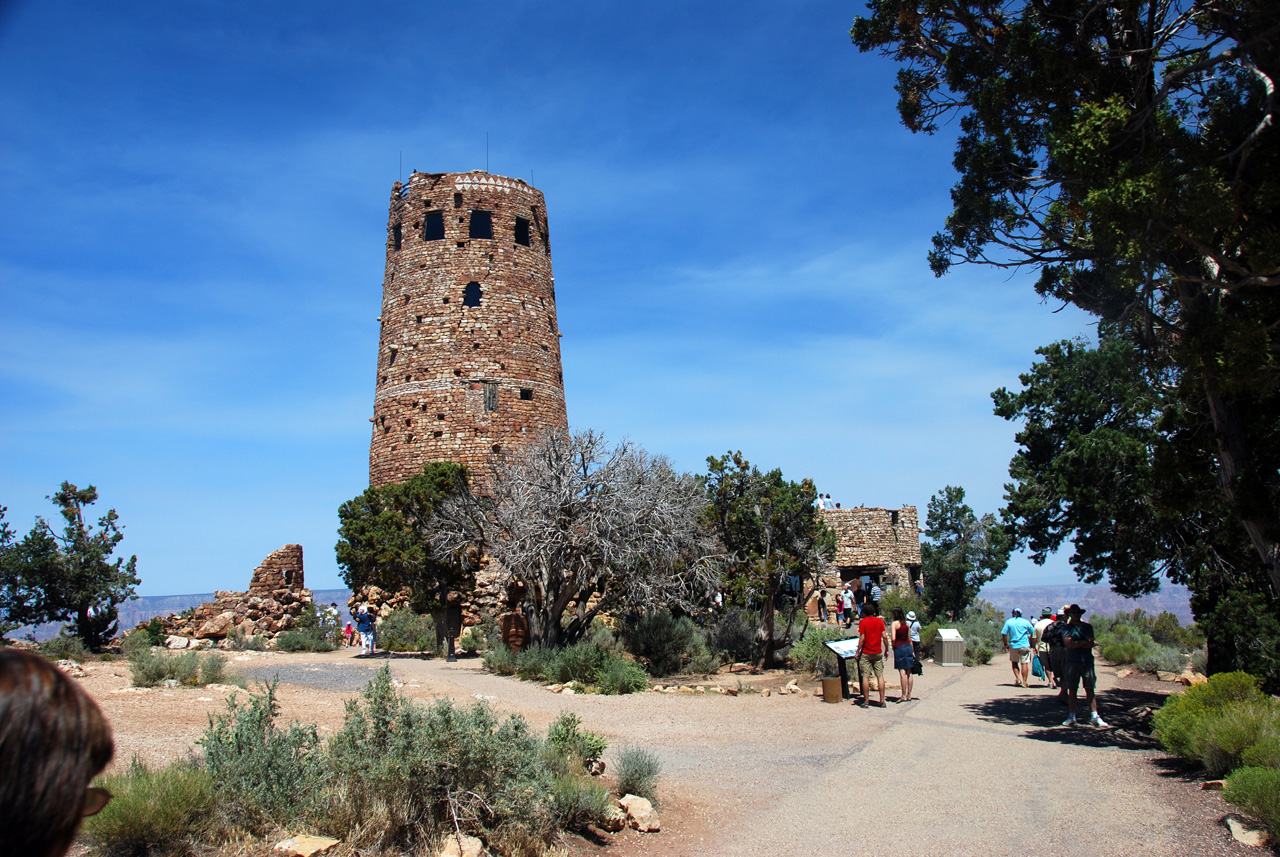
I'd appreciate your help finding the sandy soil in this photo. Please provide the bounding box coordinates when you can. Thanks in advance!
[73,649,1265,857]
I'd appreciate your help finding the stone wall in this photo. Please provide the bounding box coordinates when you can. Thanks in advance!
[158,545,313,645]
[370,170,569,491]
[820,506,922,587]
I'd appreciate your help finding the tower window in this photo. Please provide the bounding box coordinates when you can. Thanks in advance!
[453,192,463,208]
[463,282,483,307]
[484,382,498,412]
[423,211,444,240]
[469,210,493,240]
[520,388,533,400]
[514,216,531,246]
[392,223,402,250]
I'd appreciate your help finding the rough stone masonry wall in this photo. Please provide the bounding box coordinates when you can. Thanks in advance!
[369,170,569,491]
[158,544,314,645]
[820,506,922,587]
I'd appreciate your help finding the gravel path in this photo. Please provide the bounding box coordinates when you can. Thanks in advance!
[80,649,1261,857]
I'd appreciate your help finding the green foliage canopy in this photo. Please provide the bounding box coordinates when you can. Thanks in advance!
[920,485,1012,619]
[703,452,835,667]
[0,484,139,649]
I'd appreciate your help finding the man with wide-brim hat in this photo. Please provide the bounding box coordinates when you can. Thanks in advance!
[1061,604,1108,727]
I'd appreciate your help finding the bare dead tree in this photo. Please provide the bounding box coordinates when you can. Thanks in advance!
[430,429,721,648]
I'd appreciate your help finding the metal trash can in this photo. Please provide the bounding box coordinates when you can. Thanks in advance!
[935,628,964,666]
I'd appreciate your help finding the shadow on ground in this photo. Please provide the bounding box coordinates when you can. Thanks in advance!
[962,686,1165,750]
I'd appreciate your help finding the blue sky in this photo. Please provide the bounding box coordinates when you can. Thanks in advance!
[0,1,1097,597]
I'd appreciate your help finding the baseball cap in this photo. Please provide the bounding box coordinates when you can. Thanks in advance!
[1041,607,1053,618]
[1011,608,1022,616]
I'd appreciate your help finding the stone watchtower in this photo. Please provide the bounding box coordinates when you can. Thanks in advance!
[370,171,568,489]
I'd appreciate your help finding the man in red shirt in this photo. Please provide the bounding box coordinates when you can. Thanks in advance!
[857,602,893,708]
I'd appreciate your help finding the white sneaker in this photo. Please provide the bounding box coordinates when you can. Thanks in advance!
[1091,714,1109,728]
[1062,715,1077,726]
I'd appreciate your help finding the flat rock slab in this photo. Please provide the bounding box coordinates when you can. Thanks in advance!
[273,835,340,857]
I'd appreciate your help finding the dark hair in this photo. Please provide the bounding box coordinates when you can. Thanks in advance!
[0,649,115,857]
[892,606,906,623]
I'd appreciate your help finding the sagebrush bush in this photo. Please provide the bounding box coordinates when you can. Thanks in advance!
[705,607,757,663]
[377,607,436,652]
[1242,735,1280,769]
[621,610,698,677]
[39,634,89,662]
[1224,766,1280,838]
[129,649,229,688]
[82,757,214,854]
[956,601,1003,665]
[483,644,517,675]
[553,640,611,684]
[1153,670,1266,760]
[327,666,559,850]
[789,625,848,673]
[547,711,607,765]
[1135,644,1188,675]
[225,626,267,651]
[459,624,486,653]
[120,630,153,659]
[1197,699,1280,777]
[1101,640,1150,665]
[275,607,337,653]
[551,774,615,831]
[515,644,558,681]
[199,680,326,832]
[614,746,661,800]
[596,658,649,695]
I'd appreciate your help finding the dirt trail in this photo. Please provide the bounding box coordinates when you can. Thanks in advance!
[78,650,1255,857]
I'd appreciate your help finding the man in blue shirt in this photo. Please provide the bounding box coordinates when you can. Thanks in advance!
[1001,608,1036,688]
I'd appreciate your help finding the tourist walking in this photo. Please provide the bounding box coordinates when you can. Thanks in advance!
[870,580,883,603]
[1043,607,1070,697]
[1033,607,1055,687]
[355,605,377,654]
[853,580,867,616]
[1001,608,1036,688]
[890,607,915,701]
[856,602,892,708]
[841,585,855,629]
[1061,604,1109,727]
[907,609,923,664]
[816,589,828,623]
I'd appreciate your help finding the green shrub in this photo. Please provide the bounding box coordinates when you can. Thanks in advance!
[1135,644,1188,675]
[141,617,167,645]
[547,711,607,765]
[1191,646,1209,675]
[1153,670,1266,760]
[225,626,267,651]
[171,651,201,686]
[120,630,153,659]
[377,607,436,653]
[878,588,928,625]
[200,652,228,685]
[274,607,337,653]
[327,666,558,850]
[964,640,994,666]
[1100,640,1150,665]
[1241,735,1280,770]
[919,621,941,658]
[621,610,699,677]
[551,774,614,831]
[595,658,649,695]
[683,649,722,676]
[788,625,848,673]
[956,601,1002,665]
[705,607,757,663]
[129,649,229,688]
[515,644,558,681]
[39,634,89,662]
[1198,699,1280,777]
[82,757,214,854]
[199,680,326,833]
[459,624,485,654]
[614,746,661,800]
[1224,766,1280,838]
[483,645,517,675]
[553,640,611,685]
[1150,611,1203,649]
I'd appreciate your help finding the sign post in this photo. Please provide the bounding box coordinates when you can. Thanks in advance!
[823,638,861,699]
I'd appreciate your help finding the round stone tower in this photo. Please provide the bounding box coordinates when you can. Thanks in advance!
[369,170,567,489]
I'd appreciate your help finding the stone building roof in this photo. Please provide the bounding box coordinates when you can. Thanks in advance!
[820,506,921,569]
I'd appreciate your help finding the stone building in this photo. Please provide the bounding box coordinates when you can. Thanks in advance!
[369,170,568,489]
[818,506,922,590]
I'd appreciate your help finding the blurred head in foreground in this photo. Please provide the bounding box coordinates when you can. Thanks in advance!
[0,648,115,857]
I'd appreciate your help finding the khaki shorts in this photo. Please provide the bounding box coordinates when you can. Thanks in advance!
[1009,647,1032,665]
[858,651,885,679]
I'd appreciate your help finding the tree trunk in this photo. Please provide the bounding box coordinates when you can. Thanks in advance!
[757,588,777,669]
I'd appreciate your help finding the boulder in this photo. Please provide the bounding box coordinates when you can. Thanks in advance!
[762,688,771,697]
[1156,670,1181,682]
[1181,671,1208,686]
[1200,780,1226,791]
[619,795,661,832]
[1223,815,1270,847]
[273,835,341,857]
[598,806,626,832]
[196,612,236,639]
[437,833,488,857]
[165,635,190,649]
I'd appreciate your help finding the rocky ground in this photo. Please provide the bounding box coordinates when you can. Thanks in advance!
[74,649,1269,856]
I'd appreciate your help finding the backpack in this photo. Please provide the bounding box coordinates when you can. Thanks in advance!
[1041,620,1066,648]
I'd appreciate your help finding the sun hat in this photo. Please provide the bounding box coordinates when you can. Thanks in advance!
[1066,603,1086,615]
[1041,607,1053,618]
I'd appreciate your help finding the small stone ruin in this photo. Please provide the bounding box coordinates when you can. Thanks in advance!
[160,544,313,647]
